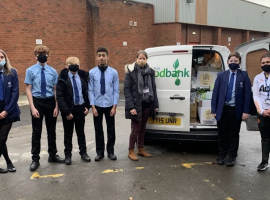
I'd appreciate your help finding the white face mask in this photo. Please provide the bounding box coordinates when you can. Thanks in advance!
[0,60,6,68]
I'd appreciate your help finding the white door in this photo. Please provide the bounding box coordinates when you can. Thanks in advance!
[145,46,193,132]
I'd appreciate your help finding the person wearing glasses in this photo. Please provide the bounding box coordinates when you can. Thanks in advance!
[253,53,270,171]
[0,49,20,173]
[25,45,65,171]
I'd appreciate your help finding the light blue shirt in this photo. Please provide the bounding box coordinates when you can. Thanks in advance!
[24,62,58,98]
[225,70,237,106]
[68,72,84,105]
[89,66,119,107]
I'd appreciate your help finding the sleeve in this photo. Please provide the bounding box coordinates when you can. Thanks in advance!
[243,72,251,114]
[56,79,70,116]
[211,72,221,114]
[54,70,58,85]
[88,70,95,106]
[24,68,33,85]
[113,70,119,105]
[124,72,135,110]
[83,73,90,109]
[152,73,159,109]
[4,69,19,113]
[253,75,263,115]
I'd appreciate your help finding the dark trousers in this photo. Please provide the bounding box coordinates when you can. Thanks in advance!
[257,113,270,161]
[217,106,242,158]
[62,105,87,157]
[93,106,115,155]
[129,108,150,150]
[31,97,57,161]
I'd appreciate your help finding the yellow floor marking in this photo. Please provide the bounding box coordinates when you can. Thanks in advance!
[41,151,47,153]
[204,180,210,182]
[226,198,233,200]
[30,172,64,179]
[136,167,144,169]
[102,169,123,174]
[182,162,213,169]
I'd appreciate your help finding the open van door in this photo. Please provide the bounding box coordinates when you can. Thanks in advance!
[235,36,270,131]
[145,46,193,132]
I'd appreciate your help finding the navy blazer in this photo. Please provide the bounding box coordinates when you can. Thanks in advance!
[2,68,20,119]
[211,69,251,121]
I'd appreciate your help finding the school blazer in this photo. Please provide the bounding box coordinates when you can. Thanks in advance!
[3,68,20,118]
[211,70,251,121]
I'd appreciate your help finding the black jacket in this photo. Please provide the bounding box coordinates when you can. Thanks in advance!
[56,68,90,116]
[124,63,159,121]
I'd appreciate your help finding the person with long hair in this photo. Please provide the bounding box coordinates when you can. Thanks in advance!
[0,49,20,173]
[124,50,159,161]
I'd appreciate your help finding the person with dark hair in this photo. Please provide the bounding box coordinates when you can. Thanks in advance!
[0,49,20,173]
[57,57,91,165]
[25,45,65,171]
[124,50,159,161]
[211,52,251,167]
[253,53,270,171]
[89,47,119,161]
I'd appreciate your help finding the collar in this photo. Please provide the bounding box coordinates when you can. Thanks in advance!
[68,71,79,78]
[229,69,237,76]
[0,68,4,73]
[37,62,47,69]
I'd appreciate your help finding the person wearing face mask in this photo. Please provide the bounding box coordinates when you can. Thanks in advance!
[212,52,251,167]
[89,47,119,161]
[124,50,159,161]
[56,57,91,165]
[253,53,270,171]
[0,50,20,173]
[25,45,65,171]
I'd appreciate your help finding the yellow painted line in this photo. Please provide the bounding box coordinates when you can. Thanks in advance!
[204,180,210,182]
[41,151,47,153]
[136,167,144,169]
[182,162,213,169]
[102,169,123,174]
[30,172,64,179]
[226,198,233,200]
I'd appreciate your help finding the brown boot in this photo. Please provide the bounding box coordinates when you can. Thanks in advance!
[128,150,138,161]
[137,148,152,158]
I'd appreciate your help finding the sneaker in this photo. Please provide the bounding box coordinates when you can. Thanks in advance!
[226,157,236,167]
[216,156,226,165]
[257,160,269,171]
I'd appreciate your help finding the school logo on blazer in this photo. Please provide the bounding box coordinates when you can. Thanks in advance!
[7,82,12,87]
[239,82,243,88]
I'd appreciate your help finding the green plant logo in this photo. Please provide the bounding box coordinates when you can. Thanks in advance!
[173,59,180,86]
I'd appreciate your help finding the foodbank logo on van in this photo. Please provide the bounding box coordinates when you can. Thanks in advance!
[155,59,190,86]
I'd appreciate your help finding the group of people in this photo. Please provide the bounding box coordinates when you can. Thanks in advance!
[212,51,270,171]
[0,46,158,173]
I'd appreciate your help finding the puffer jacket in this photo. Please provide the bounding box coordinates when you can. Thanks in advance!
[124,62,159,121]
[56,68,90,116]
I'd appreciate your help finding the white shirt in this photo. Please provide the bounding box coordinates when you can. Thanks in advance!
[253,72,270,115]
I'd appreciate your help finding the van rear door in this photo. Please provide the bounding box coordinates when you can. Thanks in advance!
[145,46,193,132]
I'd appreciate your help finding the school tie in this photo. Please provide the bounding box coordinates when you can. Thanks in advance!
[72,76,80,104]
[41,67,46,96]
[226,72,235,102]
[100,71,105,95]
[0,72,4,100]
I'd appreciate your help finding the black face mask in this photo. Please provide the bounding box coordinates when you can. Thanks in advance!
[262,65,270,73]
[37,55,48,63]
[68,65,79,72]
[228,63,239,71]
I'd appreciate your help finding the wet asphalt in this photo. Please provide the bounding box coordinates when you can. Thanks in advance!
[1,103,270,200]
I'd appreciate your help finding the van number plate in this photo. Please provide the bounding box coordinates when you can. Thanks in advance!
[148,117,181,126]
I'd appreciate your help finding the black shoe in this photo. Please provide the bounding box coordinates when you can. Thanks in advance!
[216,156,226,165]
[257,160,269,171]
[81,153,91,162]
[30,161,40,171]
[108,154,117,160]
[226,157,236,167]
[7,163,16,172]
[94,154,104,161]
[65,156,72,165]
[48,155,65,163]
[0,168,8,173]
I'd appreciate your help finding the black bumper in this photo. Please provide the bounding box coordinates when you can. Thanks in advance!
[145,129,218,142]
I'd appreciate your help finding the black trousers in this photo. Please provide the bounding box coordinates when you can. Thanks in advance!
[0,122,12,158]
[62,105,87,157]
[31,97,57,161]
[217,106,242,158]
[94,106,115,155]
[257,113,270,161]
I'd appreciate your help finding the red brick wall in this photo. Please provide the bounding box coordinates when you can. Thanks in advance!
[201,26,213,45]
[250,31,267,41]
[221,28,243,52]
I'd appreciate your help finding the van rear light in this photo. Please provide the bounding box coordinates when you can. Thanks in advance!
[173,50,188,53]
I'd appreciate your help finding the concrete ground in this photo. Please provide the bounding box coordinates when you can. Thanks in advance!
[1,96,270,200]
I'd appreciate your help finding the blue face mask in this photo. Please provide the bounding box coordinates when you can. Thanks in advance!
[228,63,239,70]
[0,60,6,68]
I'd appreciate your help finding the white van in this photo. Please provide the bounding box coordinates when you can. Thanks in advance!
[144,37,270,142]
